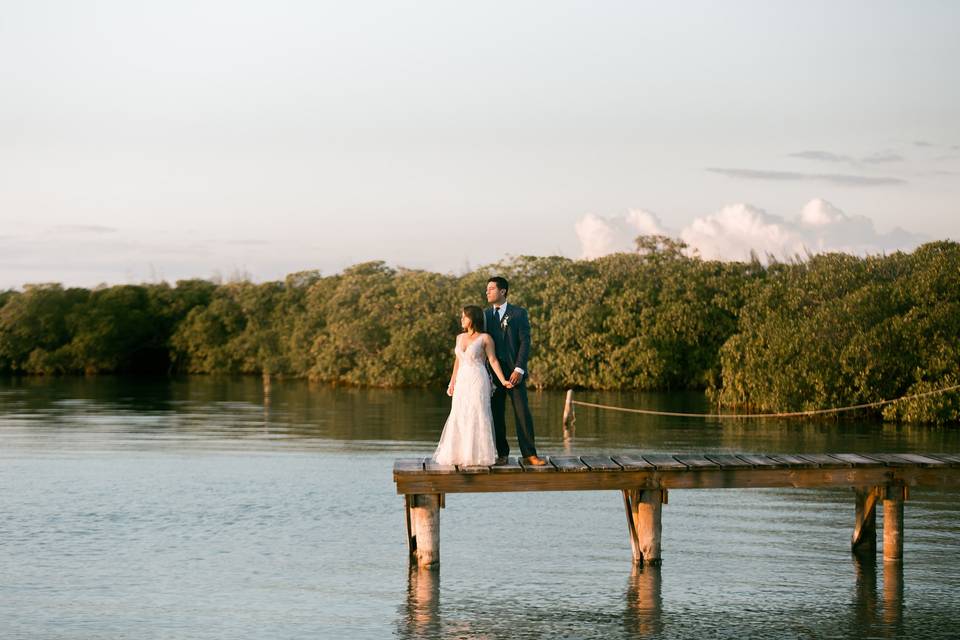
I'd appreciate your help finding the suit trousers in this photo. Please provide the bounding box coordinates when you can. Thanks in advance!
[491,381,537,458]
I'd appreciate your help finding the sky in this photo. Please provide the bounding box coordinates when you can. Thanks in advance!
[1,0,958,288]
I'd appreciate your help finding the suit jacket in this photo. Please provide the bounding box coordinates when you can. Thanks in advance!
[484,304,531,376]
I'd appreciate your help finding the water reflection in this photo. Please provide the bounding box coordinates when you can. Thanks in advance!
[852,552,878,631]
[562,423,575,453]
[4,376,960,455]
[624,564,662,637]
[850,552,905,638]
[397,567,440,639]
[883,560,904,635]
[3,376,957,639]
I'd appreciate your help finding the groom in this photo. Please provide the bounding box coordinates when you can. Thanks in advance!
[484,277,546,466]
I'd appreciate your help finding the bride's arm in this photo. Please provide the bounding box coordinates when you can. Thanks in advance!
[447,335,461,396]
[483,335,512,387]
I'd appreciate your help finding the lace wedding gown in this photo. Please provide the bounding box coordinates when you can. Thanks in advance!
[433,335,497,466]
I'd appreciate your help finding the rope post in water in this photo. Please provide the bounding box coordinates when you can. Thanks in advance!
[562,389,575,428]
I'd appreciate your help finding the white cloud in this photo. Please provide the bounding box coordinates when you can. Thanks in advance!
[798,198,845,226]
[576,199,927,262]
[574,209,667,259]
[680,203,807,261]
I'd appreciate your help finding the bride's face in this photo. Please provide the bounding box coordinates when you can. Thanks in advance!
[460,312,471,331]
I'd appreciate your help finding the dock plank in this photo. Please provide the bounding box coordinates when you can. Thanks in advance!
[796,454,849,467]
[927,454,960,467]
[830,453,885,467]
[641,455,687,470]
[737,454,785,468]
[675,455,719,469]
[393,458,426,474]
[867,453,927,467]
[457,464,491,474]
[580,456,623,471]
[551,456,589,472]
[424,460,458,474]
[491,456,523,473]
[889,453,949,467]
[611,455,655,470]
[768,454,820,468]
[519,457,557,472]
[705,454,755,469]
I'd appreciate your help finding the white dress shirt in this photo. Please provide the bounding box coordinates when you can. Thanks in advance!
[492,302,525,376]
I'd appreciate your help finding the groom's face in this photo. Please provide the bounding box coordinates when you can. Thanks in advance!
[485,282,506,305]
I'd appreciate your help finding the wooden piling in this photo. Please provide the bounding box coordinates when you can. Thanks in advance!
[623,488,664,565]
[852,486,880,552]
[622,490,641,561]
[409,494,441,569]
[883,484,906,562]
[562,389,575,427]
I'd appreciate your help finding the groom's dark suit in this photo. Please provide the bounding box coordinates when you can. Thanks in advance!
[484,303,538,459]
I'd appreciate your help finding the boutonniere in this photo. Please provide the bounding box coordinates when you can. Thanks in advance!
[501,315,509,328]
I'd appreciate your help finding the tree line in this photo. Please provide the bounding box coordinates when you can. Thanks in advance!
[1,237,957,423]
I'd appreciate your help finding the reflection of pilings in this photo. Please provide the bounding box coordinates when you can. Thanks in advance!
[851,551,905,638]
[852,552,878,632]
[882,559,904,632]
[562,425,574,453]
[262,371,272,404]
[400,566,440,639]
[624,564,663,637]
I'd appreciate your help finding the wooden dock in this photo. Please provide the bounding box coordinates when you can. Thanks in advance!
[393,452,960,568]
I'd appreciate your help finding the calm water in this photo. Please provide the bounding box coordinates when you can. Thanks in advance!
[1,376,958,639]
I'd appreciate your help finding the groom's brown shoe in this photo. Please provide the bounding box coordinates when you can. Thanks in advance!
[522,455,547,466]
[494,456,508,465]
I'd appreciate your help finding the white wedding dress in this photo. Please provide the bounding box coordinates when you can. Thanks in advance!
[432,335,497,466]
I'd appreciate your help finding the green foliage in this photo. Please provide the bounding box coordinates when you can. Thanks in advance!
[2,239,959,423]
[0,282,211,374]
[709,242,960,423]
[0,284,89,373]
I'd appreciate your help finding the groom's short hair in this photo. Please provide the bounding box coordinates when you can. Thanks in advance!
[488,276,509,295]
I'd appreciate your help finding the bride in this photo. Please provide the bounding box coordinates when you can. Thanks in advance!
[433,305,513,466]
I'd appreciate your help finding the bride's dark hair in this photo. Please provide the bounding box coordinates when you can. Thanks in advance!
[462,305,485,333]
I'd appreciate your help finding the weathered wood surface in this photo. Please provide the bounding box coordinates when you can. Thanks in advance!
[408,493,441,569]
[622,488,665,565]
[394,453,960,494]
[852,486,881,552]
[490,456,523,473]
[551,456,589,472]
[883,486,906,562]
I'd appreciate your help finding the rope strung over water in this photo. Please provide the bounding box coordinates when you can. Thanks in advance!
[568,383,960,420]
